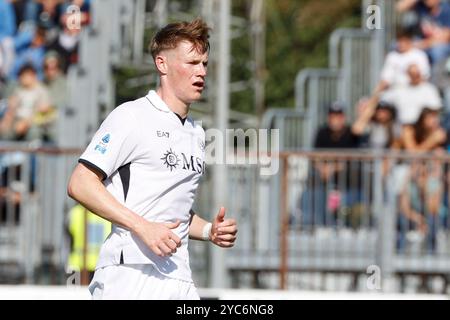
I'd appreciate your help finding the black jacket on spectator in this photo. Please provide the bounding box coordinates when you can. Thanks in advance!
[314,126,360,149]
[46,39,78,73]
[312,125,363,193]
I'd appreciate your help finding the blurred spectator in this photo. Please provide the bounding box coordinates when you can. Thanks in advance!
[390,107,446,243]
[0,0,17,41]
[397,0,450,64]
[60,0,90,26]
[395,107,447,151]
[381,64,441,125]
[24,0,64,38]
[9,26,47,80]
[299,103,363,227]
[312,102,356,200]
[47,19,81,72]
[43,51,66,106]
[314,102,360,149]
[398,159,446,253]
[0,63,53,141]
[43,51,66,142]
[0,37,16,79]
[352,96,399,149]
[44,0,91,72]
[374,29,430,94]
[11,0,28,30]
[0,155,23,225]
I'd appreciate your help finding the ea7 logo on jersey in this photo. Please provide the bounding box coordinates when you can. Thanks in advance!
[161,149,205,174]
[157,131,170,138]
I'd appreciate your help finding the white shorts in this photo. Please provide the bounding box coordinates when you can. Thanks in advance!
[88,264,200,300]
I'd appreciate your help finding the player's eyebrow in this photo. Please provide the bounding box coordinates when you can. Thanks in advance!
[190,59,208,64]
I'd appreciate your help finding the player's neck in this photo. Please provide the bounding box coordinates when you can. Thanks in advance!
[156,87,189,119]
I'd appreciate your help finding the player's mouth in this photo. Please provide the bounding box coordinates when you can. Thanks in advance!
[193,81,204,91]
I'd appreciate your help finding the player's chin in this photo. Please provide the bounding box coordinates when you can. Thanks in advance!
[192,89,204,98]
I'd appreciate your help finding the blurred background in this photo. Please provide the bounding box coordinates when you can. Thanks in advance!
[0,0,450,299]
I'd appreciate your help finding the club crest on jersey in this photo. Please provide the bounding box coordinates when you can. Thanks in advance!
[94,133,110,154]
[161,148,180,171]
[102,133,111,144]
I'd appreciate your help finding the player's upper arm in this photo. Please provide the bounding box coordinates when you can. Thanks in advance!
[67,162,105,200]
[77,161,106,181]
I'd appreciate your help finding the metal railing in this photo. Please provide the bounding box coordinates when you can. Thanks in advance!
[0,144,79,284]
[294,69,342,147]
[293,34,375,149]
[223,150,450,294]
[330,28,377,114]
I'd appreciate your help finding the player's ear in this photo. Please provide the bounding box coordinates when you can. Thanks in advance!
[155,54,168,75]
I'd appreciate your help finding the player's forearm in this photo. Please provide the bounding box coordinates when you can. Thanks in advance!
[67,163,146,233]
[188,210,210,241]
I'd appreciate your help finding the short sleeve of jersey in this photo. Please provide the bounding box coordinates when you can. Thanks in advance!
[79,105,139,180]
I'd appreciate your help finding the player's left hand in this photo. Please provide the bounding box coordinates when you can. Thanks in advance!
[210,207,237,248]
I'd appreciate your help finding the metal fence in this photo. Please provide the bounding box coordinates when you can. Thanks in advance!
[224,150,450,294]
[0,145,79,284]
[294,69,342,148]
[330,28,377,114]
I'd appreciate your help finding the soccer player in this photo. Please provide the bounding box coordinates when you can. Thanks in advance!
[67,19,238,299]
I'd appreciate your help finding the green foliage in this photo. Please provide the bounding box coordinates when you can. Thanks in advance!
[114,0,361,116]
[265,0,361,109]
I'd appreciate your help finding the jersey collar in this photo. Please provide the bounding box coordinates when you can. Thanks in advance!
[146,90,171,113]
[146,90,194,127]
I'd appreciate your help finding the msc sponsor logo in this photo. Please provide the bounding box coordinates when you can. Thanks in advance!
[161,149,205,174]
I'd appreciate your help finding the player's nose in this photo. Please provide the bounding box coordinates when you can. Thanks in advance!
[198,64,207,77]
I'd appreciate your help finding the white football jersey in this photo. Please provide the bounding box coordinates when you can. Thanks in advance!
[79,90,206,282]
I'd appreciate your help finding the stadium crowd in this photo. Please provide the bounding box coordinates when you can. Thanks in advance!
[0,0,90,144]
[301,0,450,255]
